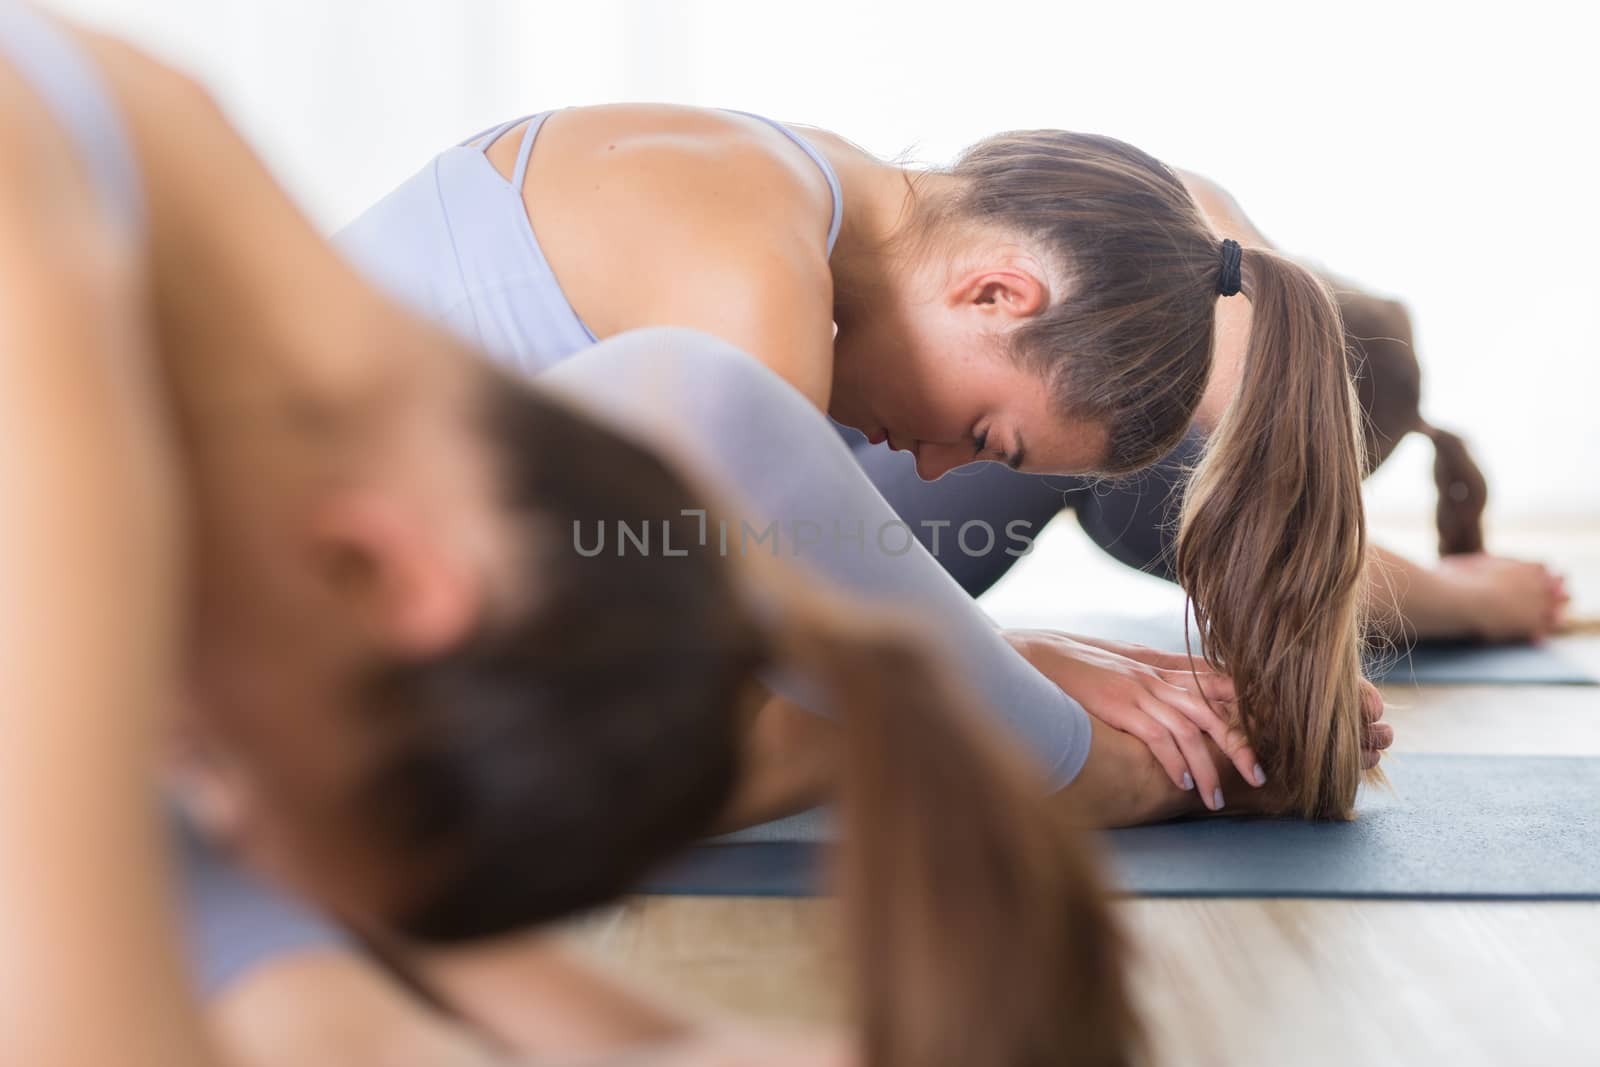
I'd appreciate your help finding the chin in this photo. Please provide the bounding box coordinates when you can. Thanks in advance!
[824,398,860,430]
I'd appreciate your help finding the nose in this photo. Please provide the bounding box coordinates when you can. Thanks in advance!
[914,442,972,482]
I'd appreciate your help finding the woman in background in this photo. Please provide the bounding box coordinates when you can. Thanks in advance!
[852,165,1567,644]
[339,103,1386,820]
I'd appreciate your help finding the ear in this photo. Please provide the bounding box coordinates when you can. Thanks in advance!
[168,728,253,844]
[948,260,1050,320]
[307,492,481,657]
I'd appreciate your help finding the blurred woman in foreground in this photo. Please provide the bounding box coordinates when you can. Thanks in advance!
[0,7,1136,1067]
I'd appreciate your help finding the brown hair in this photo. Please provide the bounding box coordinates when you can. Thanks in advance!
[1420,421,1487,556]
[1332,286,1487,556]
[772,572,1140,1067]
[935,130,1373,817]
[356,372,1138,1065]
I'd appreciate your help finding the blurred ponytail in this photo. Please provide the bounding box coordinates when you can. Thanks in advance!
[1332,286,1487,558]
[759,564,1140,1067]
[1176,248,1371,820]
[1420,421,1487,556]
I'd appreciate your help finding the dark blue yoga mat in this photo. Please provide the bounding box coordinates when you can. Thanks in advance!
[644,754,1600,900]
[1036,611,1597,686]
[1371,638,1596,686]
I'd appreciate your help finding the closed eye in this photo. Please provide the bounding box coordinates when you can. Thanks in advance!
[973,428,1022,470]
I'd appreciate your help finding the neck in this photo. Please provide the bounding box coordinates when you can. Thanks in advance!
[133,150,464,547]
[149,205,411,438]
[151,231,437,518]
[821,143,945,338]
[87,42,418,449]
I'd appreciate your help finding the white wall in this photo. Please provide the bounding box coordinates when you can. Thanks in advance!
[46,0,1599,521]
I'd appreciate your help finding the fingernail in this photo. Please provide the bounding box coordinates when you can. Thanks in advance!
[1182,772,1194,791]
[1212,787,1225,811]
[1253,763,1267,787]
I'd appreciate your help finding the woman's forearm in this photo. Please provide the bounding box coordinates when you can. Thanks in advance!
[1057,718,1204,827]
[1365,542,1472,639]
[1058,718,1287,828]
[417,937,700,1059]
[718,693,839,830]
[211,951,495,1067]
[1366,543,1569,643]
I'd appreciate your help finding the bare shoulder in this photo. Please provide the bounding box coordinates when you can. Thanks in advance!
[513,104,839,405]
[518,104,837,292]
[527,103,835,244]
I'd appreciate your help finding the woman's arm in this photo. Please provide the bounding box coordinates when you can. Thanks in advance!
[1366,543,1568,642]
[213,938,846,1067]
[211,951,493,1067]
[416,936,699,1057]
[0,78,205,1067]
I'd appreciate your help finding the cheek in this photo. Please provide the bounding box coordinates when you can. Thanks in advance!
[203,699,408,910]
[856,312,939,383]
[226,755,409,927]
[169,741,369,917]
[169,741,254,846]
[921,361,1012,437]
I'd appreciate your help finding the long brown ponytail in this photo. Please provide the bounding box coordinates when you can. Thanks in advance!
[758,562,1140,1067]
[1176,248,1370,819]
[931,130,1374,818]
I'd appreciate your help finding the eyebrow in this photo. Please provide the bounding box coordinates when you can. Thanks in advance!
[1009,433,1026,471]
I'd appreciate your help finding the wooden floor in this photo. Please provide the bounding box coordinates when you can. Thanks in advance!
[567,522,1600,1065]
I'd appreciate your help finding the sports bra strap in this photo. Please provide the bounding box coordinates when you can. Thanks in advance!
[716,108,844,257]
[510,113,545,190]
[459,114,532,154]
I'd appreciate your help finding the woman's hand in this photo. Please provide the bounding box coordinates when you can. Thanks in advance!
[1433,553,1570,642]
[1008,629,1394,807]
[1091,633,1394,772]
[1360,681,1392,771]
[1073,633,1391,766]
[1003,628,1262,811]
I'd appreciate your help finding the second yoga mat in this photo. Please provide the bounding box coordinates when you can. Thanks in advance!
[1374,638,1595,686]
[1031,611,1597,686]
[644,753,1600,900]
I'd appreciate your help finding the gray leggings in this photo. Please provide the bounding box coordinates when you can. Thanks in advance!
[842,420,1202,596]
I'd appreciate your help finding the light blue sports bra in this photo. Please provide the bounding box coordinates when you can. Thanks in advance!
[0,3,144,238]
[335,109,844,376]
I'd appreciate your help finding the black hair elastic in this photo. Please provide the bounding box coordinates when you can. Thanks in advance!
[1217,238,1243,297]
